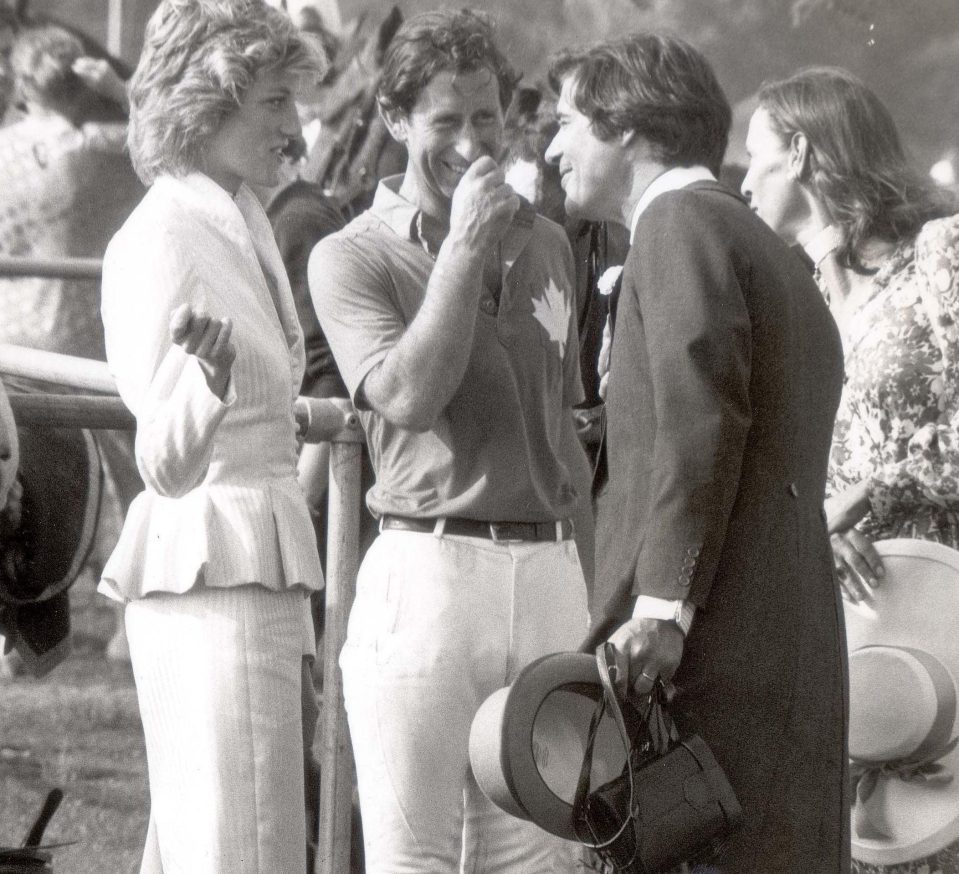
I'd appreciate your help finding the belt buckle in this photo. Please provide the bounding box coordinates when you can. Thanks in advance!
[489,522,523,544]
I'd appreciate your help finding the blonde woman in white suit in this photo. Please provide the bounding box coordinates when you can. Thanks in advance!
[99,2,325,871]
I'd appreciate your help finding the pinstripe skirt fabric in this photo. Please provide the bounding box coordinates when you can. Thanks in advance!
[126,584,313,874]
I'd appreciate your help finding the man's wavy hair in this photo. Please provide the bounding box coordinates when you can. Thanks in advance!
[128,0,325,185]
[376,9,519,116]
[758,67,955,271]
[548,33,730,177]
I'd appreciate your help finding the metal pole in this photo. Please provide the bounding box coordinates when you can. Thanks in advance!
[0,345,116,394]
[6,393,134,430]
[0,256,102,280]
[107,0,124,58]
[0,344,360,442]
[316,438,363,874]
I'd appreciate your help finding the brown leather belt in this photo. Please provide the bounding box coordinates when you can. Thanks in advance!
[380,515,574,543]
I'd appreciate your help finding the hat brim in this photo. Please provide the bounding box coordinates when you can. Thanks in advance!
[469,652,633,840]
[0,425,101,605]
[845,538,959,865]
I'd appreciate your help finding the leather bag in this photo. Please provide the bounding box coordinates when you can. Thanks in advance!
[572,644,743,873]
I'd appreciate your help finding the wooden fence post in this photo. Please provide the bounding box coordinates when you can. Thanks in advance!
[316,439,362,874]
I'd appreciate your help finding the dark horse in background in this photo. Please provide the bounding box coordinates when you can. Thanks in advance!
[294,4,406,219]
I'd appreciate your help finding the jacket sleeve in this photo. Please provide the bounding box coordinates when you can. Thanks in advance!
[867,215,959,515]
[629,195,752,607]
[101,228,234,499]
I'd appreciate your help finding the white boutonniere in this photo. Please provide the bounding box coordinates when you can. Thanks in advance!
[597,265,623,296]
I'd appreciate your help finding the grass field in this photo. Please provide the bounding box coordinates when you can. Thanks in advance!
[0,574,149,874]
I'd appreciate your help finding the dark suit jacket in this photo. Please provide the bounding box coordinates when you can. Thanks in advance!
[589,181,850,873]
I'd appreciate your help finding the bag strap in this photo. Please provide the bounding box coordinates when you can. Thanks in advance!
[572,643,639,851]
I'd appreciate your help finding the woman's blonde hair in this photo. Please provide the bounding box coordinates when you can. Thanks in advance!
[128,0,325,184]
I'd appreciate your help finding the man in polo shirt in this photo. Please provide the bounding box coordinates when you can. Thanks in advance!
[308,9,591,874]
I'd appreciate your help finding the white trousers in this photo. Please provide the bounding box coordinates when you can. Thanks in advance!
[126,584,312,874]
[341,529,589,874]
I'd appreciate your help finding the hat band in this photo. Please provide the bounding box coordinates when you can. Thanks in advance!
[851,647,958,841]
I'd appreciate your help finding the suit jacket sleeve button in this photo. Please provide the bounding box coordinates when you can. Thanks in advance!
[788,482,799,497]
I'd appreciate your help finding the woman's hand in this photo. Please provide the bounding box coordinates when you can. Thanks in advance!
[293,401,310,453]
[825,480,884,601]
[824,479,871,534]
[831,528,884,601]
[169,304,236,400]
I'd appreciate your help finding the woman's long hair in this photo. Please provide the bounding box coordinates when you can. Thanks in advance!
[758,67,954,271]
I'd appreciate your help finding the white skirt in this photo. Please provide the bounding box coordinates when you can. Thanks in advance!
[126,584,313,874]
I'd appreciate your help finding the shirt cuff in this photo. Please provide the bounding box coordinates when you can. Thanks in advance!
[632,595,696,636]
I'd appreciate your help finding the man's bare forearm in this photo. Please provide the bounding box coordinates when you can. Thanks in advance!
[362,233,487,430]
[362,156,519,431]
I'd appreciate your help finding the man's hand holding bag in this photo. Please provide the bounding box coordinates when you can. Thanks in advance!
[572,643,744,873]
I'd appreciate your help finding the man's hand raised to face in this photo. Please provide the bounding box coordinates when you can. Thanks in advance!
[449,156,520,250]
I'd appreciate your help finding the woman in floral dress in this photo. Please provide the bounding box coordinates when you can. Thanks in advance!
[741,65,959,874]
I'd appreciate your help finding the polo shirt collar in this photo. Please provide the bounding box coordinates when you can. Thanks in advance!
[370,175,421,241]
[629,165,716,244]
[370,174,536,270]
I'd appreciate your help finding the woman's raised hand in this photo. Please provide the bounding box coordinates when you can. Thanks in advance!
[169,304,236,400]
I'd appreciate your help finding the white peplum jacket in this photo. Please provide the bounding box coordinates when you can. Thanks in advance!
[99,172,323,602]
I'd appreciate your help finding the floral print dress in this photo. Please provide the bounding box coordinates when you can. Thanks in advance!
[824,213,959,874]
[826,213,959,550]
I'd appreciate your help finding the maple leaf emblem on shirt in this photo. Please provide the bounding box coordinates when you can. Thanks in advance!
[531,278,572,358]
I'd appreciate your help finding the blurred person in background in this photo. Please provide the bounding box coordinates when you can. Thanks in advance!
[742,68,959,605]
[0,20,145,662]
[99,1,325,871]
[0,21,138,361]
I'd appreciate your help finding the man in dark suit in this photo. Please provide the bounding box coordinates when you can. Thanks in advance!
[545,35,850,872]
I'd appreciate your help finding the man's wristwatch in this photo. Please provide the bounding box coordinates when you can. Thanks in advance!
[633,596,695,636]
